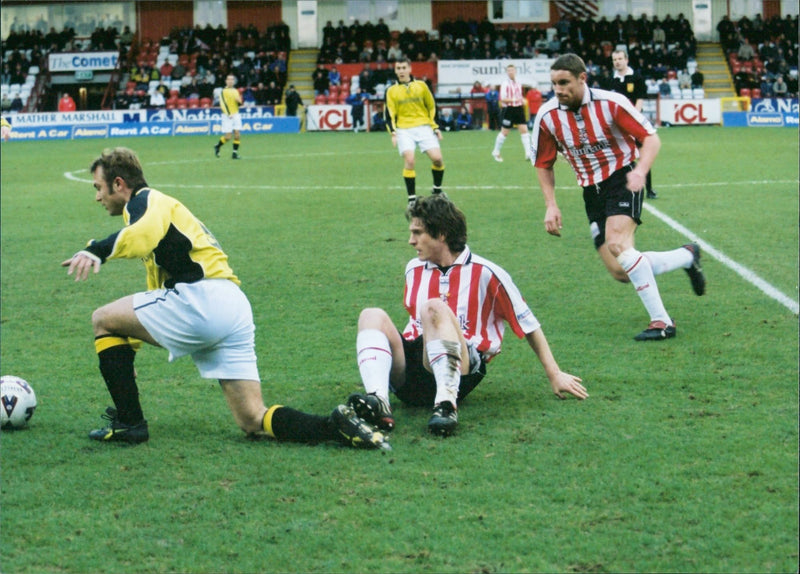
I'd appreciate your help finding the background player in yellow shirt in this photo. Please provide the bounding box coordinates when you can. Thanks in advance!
[385,57,445,204]
[214,74,243,159]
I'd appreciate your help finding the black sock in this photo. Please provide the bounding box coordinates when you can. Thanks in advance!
[266,406,336,442]
[96,336,144,425]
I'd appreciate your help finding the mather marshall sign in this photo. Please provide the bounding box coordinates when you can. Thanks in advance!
[49,52,119,72]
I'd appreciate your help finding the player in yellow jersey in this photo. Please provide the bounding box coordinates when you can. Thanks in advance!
[214,74,243,159]
[1,116,11,141]
[61,147,389,450]
[385,57,445,204]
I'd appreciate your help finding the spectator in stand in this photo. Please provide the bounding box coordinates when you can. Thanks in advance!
[485,84,500,130]
[759,75,774,97]
[387,41,404,62]
[470,81,487,129]
[284,85,304,117]
[677,69,692,89]
[10,94,23,112]
[772,74,789,97]
[691,67,704,89]
[1,93,12,112]
[438,108,456,132]
[346,87,368,132]
[265,80,283,105]
[525,84,543,129]
[171,61,186,82]
[242,85,256,107]
[149,89,166,108]
[370,105,386,131]
[312,64,330,96]
[328,66,341,87]
[456,106,472,130]
[737,37,755,61]
[58,92,76,112]
[358,63,374,94]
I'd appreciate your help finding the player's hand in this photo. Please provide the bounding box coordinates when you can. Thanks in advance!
[61,250,101,281]
[550,371,588,400]
[544,205,562,237]
[391,133,397,147]
[626,169,646,192]
[434,128,443,140]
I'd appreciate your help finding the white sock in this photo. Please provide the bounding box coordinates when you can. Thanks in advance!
[521,132,531,156]
[426,339,461,406]
[617,248,672,324]
[643,247,693,275]
[356,329,392,403]
[493,133,506,154]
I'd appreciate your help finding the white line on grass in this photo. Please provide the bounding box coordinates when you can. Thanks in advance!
[643,202,799,314]
[62,166,798,313]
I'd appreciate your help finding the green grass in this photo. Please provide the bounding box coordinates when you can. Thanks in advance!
[1,127,798,573]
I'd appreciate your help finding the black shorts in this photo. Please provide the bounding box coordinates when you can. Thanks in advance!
[583,165,643,249]
[391,336,487,407]
[500,105,526,128]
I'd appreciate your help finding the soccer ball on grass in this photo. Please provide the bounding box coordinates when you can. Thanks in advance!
[1,375,37,429]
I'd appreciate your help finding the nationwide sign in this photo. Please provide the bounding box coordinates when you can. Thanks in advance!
[49,52,120,72]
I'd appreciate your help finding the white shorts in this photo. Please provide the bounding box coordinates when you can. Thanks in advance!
[221,113,242,134]
[133,279,259,381]
[396,125,440,155]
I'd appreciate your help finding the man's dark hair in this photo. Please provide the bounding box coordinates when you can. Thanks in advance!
[406,195,467,253]
[395,56,412,66]
[550,53,588,77]
[90,147,148,192]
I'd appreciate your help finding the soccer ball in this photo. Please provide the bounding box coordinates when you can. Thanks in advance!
[1,375,37,429]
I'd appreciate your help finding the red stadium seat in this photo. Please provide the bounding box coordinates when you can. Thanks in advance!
[177,98,188,109]
[314,94,327,105]
[188,98,200,108]
[739,88,751,98]
[329,85,339,97]
[750,88,761,98]
[200,97,212,108]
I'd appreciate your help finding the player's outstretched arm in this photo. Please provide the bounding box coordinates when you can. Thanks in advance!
[61,250,102,281]
[536,166,562,237]
[525,329,588,400]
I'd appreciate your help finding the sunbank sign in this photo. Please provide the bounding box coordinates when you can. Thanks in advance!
[49,52,119,72]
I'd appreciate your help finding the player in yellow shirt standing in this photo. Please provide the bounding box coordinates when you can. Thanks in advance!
[214,74,243,159]
[385,57,445,205]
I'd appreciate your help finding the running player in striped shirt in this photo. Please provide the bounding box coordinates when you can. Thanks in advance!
[214,74,243,159]
[62,147,389,450]
[530,54,706,342]
[347,195,587,437]
[385,57,445,204]
[492,64,531,162]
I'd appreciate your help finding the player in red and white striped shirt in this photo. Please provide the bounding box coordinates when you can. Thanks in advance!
[492,64,532,162]
[347,195,587,437]
[530,54,706,342]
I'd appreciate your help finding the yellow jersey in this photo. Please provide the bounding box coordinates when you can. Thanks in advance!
[84,188,239,290]
[385,79,438,132]
[220,87,241,116]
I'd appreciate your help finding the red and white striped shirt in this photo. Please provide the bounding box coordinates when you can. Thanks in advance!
[531,87,655,186]
[499,78,524,107]
[402,246,541,361]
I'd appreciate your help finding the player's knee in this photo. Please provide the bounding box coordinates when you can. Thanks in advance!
[358,307,391,329]
[609,268,630,283]
[418,298,451,326]
[91,305,114,335]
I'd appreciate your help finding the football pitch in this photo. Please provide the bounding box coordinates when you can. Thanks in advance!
[1,126,798,573]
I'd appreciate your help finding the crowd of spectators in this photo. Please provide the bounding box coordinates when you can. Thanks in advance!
[717,13,798,97]
[112,22,293,110]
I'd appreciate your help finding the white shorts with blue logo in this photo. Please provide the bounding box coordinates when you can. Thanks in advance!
[133,279,259,381]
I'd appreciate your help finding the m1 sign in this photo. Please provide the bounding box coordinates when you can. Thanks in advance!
[659,99,721,125]
[306,105,353,131]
